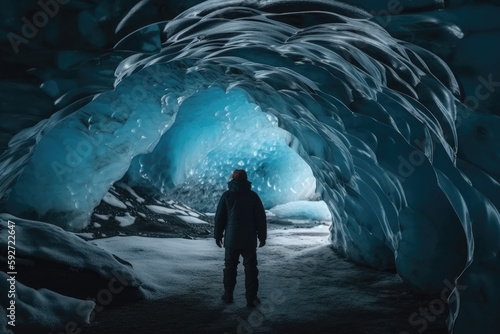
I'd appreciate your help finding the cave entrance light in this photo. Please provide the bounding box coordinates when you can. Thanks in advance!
[127,87,331,226]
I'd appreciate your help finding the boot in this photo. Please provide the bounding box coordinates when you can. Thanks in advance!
[221,288,234,304]
[246,295,261,307]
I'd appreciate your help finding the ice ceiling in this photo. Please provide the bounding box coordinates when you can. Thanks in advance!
[1,0,500,333]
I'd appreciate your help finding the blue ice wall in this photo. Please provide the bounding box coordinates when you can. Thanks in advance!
[126,88,316,212]
[6,68,176,230]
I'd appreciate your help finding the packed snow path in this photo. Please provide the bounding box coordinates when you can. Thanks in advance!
[85,226,447,334]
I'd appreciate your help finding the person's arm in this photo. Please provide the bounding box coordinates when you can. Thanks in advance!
[255,194,267,247]
[214,192,228,247]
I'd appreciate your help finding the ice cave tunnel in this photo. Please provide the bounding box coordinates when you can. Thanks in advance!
[1,0,500,333]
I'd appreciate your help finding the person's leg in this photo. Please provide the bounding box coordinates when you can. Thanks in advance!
[242,248,260,306]
[222,248,240,303]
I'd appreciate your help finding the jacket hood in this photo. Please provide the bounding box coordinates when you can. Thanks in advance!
[228,179,252,192]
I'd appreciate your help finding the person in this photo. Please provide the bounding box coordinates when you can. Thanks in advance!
[214,169,267,307]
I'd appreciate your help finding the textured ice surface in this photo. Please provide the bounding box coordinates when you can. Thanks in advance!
[0,0,499,332]
[116,182,145,203]
[269,201,332,221]
[91,226,331,300]
[127,88,317,211]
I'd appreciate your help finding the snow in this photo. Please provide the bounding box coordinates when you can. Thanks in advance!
[177,215,209,224]
[0,214,141,332]
[94,214,109,220]
[116,182,145,203]
[269,200,332,221]
[0,272,95,333]
[89,225,434,333]
[127,88,318,212]
[92,225,331,299]
[115,213,136,227]
[102,193,127,209]
[6,64,175,230]
[75,232,94,240]
[93,222,101,228]
[146,205,184,215]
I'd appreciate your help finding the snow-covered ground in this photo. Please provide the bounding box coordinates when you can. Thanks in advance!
[0,191,447,333]
[90,225,331,300]
[0,210,447,334]
[86,225,447,334]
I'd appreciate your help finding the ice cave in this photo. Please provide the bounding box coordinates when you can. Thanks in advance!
[0,0,499,333]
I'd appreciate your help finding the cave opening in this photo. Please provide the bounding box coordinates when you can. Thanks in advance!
[4,67,332,235]
[125,86,331,224]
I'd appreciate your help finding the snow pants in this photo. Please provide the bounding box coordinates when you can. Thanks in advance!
[223,248,259,299]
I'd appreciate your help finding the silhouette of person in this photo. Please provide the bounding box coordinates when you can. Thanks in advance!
[214,169,267,306]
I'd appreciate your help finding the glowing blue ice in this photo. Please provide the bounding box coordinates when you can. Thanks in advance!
[126,88,317,212]
[6,69,176,230]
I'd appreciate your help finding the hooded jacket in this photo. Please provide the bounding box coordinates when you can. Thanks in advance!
[214,179,267,249]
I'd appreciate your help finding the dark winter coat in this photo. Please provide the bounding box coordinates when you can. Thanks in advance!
[214,179,267,249]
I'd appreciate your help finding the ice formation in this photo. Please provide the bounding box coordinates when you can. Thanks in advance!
[0,0,499,333]
[0,214,141,288]
[0,214,142,332]
[127,87,317,212]
[269,200,332,222]
[0,271,95,334]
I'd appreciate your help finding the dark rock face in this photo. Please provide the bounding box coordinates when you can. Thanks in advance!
[85,182,213,239]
